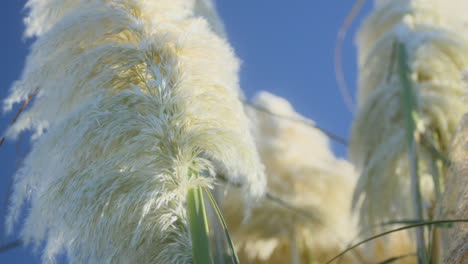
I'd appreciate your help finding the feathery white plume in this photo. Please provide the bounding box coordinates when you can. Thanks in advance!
[194,0,226,37]
[222,92,358,263]
[350,0,468,228]
[4,0,227,139]
[6,0,265,262]
[21,0,225,38]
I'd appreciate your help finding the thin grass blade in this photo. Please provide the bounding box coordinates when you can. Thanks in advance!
[397,42,428,263]
[376,253,416,264]
[187,185,213,264]
[325,219,468,264]
[204,187,239,264]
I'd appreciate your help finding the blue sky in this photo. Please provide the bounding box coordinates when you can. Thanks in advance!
[0,1,371,263]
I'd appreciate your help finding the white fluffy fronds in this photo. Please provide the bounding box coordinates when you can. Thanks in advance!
[8,85,261,263]
[7,0,265,262]
[9,89,219,263]
[358,0,468,73]
[221,92,358,263]
[22,0,222,38]
[6,0,265,196]
[194,0,226,37]
[4,0,230,138]
[436,113,468,264]
[350,0,468,228]
[22,0,83,37]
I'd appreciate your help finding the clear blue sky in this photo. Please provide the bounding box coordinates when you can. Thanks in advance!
[0,1,371,263]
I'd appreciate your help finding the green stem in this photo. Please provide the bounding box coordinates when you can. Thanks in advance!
[290,229,300,264]
[427,143,443,264]
[429,227,441,264]
[408,142,428,263]
[426,133,445,202]
[397,42,428,264]
[187,183,213,264]
[428,154,442,205]
[204,187,240,264]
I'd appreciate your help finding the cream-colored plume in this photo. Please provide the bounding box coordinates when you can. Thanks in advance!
[6,0,265,263]
[221,91,358,263]
[21,0,224,38]
[350,0,468,228]
[4,0,226,139]
[437,113,468,264]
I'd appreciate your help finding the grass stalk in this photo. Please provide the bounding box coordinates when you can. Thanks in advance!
[209,189,230,264]
[204,187,240,264]
[427,142,443,264]
[408,143,428,263]
[429,227,441,264]
[396,42,428,263]
[290,229,300,264]
[428,153,443,204]
[187,181,213,264]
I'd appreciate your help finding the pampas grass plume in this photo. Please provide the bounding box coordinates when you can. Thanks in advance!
[350,0,468,228]
[222,91,358,263]
[5,0,265,262]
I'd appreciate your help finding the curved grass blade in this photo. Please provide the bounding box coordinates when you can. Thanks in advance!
[376,253,416,264]
[325,219,468,264]
[204,187,239,264]
[381,220,424,226]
